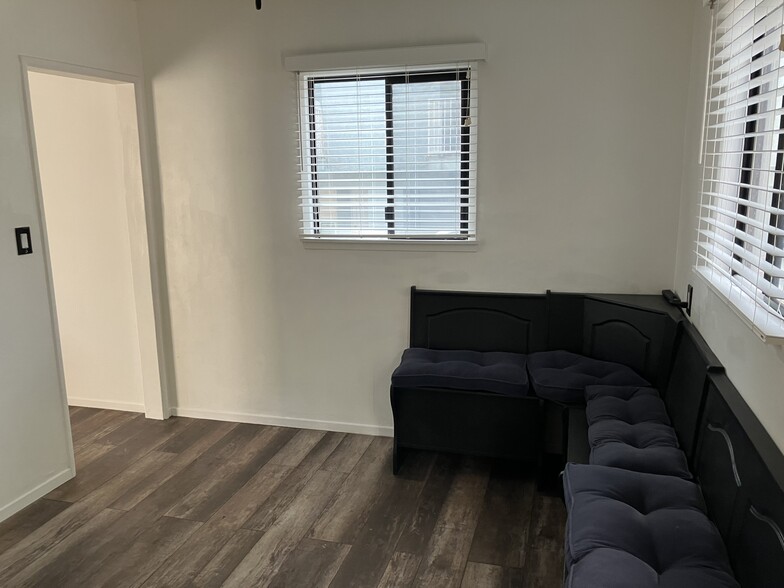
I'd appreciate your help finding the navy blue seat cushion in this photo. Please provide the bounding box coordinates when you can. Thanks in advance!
[527,351,649,404]
[390,348,529,397]
[589,443,692,479]
[585,385,670,427]
[588,419,679,449]
[588,420,691,478]
[563,464,738,588]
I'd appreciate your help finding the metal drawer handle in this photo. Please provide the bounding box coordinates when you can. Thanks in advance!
[707,423,741,487]
[749,505,784,554]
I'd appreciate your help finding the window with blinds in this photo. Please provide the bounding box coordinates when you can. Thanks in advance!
[296,64,478,241]
[699,0,784,342]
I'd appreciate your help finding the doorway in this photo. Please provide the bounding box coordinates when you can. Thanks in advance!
[22,59,166,420]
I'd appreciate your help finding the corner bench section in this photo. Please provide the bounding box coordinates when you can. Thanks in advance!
[565,320,784,587]
[391,287,548,473]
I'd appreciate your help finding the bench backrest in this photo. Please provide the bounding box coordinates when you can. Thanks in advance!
[545,292,680,387]
[411,288,682,385]
[581,297,679,387]
[663,322,723,463]
[409,287,548,354]
[694,373,784,588]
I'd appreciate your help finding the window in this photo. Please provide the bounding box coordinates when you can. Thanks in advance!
[698,0,784,342]
[296,64,478,241]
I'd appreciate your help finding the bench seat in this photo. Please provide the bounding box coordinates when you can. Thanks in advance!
[391,348,530,397]
[563,463,738,588]
[528,351,649,404]
[585,385,670,426]
[390,348,540,473]
[585,385,691,479]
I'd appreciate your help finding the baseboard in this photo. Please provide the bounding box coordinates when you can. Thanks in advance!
[68,397,145,413]
[169,407,394,438]
[0,468,74,523]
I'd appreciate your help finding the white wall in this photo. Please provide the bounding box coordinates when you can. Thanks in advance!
[28,72,145,413]
[675,1,784,453]
[0,0,147,521]
[137,0,696,434]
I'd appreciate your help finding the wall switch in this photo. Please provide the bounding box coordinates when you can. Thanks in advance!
[15,227,32,255]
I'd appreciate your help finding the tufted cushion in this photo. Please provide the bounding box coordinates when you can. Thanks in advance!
[588,419,678,449]
[589,443,692,479]
[586,388,690,478]
[390,348,529,397]
[527,351,649,404]
[563,464,738,588]
[585,385,670,427]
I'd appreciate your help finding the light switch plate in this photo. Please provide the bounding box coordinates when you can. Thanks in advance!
[15,227,32,255]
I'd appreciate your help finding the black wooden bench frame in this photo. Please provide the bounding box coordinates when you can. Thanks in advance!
[391,286,681,473]
[390,286,784,585]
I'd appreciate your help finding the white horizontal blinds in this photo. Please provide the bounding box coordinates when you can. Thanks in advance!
[297,63,478,239]
[699,0,784,338]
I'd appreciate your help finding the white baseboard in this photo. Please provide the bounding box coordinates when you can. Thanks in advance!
[68,397,145,413]
[169,407,393,438]
[0,468,74,523]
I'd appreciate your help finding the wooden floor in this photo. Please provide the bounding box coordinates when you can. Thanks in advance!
[0,408,566,588]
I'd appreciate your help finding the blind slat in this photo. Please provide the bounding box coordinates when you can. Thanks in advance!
[697,229,784,278]
[701,203,784,237]
[696,241,784,298]
[699,217,784,257]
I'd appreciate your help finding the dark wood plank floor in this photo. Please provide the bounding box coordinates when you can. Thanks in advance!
[0,408,566,588]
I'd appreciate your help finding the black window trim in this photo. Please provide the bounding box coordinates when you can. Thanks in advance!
[305,68,472,239]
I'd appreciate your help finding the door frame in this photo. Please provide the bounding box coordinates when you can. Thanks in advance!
[20,55,170,421]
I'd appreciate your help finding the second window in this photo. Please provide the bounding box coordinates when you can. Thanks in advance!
[297,65,478,240]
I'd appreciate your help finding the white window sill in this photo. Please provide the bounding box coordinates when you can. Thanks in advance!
[694,266,784,345]
[301,238,479,252]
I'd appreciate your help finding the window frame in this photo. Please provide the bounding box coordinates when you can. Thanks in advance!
[298,66,477,243]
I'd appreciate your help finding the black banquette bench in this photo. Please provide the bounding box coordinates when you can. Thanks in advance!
[390,286,784,587]
[391,287,681,472]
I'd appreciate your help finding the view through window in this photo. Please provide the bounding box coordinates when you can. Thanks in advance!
[297,65,478,240]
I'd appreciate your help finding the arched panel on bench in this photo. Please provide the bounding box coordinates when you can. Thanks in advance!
[426,309,531,353]
[582,298,675,385]
[587,320,651,376]
[409,288,548,354]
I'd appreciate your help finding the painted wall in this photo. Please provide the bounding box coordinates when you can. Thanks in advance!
[674,0,784,453]
[136,0,696,433]
[28,72,145,413]
[0,0,146,521]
